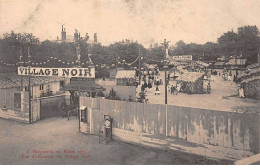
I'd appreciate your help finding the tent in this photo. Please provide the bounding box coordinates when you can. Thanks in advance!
[176,72,205,94]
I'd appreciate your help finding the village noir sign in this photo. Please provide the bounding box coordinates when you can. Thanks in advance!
[18,67,95,78]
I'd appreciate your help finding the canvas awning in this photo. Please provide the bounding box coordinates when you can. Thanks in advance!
[195,61,209,67]
[241,76,260,83]
[115,70,136,79]
[176,72,204,82]
[60,80,106,92]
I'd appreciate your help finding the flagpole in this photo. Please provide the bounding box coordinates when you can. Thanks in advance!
[28,46,32,124]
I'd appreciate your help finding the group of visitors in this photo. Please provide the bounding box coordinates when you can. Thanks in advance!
[169,82,181,95]
[220,70,233,81]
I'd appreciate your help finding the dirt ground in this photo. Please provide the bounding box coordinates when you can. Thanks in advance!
[146,71,260,113]
[0,117,233,165]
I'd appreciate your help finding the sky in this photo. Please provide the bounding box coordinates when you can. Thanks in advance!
[0,0,260,47]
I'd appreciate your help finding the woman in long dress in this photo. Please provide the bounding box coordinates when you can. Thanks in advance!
[239,86,245,97]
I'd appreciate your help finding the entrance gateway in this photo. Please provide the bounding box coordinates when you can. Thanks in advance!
[17,66,100,121]
[18,67,95,78]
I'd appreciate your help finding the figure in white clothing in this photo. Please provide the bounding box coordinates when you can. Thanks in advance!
[228,75,231,81]
[176,82,181,91]
[211,75,215,81]
[239,86,245,98]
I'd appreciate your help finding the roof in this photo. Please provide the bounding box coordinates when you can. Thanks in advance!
[143,63,156,69]
[237,67,260,79]
[176,72,204,82]
[0,73,63,89]
[195,61,209,67]
[237,71,249,79]
[226,58,247,65]
[241,76,260,83]
[249,67,260,74]
[61,80,105,92]
[115,70,136,79]
[247,63,260,69]
[96,80,116,86]
[214,62,225,66]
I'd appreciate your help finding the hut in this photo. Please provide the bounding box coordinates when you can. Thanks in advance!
[213,61,225,69]
[241,76,260,98]
[61,79,106,98]
[175,72,205,94]
[225,58,247,70]
[239,55,260,99]
[0,73,68,122]
[115,70,136,86]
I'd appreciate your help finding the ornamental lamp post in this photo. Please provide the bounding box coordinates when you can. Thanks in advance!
[163,65,169,105]
[161,39,170,105]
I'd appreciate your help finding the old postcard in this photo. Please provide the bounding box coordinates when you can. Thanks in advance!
[0,0,260,165]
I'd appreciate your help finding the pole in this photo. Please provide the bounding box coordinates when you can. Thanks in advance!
[28,49,32,124]
[165,69,167,104]
[162,39,169,105]
[78,91,81,132]
[116,46,119,73]
[21,76,23,91]
[138,47,141,85]
[19,49,23,91]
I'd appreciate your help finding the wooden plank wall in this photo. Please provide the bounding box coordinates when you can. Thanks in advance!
[79,96,260,154]
[166,106,259,153]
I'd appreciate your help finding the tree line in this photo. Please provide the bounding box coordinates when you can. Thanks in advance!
[0,25,259,73]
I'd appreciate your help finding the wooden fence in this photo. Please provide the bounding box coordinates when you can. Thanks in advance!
[80,97,260,154]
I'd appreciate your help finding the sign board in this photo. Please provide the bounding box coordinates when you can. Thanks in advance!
[171,55,192,61]
[18,67,95,78]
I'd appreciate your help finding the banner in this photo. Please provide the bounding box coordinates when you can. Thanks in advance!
[18,67,95,78]
[172,55,192,61]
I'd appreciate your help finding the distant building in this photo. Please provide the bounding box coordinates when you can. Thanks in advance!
[61,25,66,41]
[216,55,228,61]
[74,29,79,42]
[94,33,97,43]
[56,26,98,44]
[85,33,89,41]
[115,70,136,86]
[213,61,225,69]
[0,73,69,122]
[239,54,260,99]
[225,58,247,69]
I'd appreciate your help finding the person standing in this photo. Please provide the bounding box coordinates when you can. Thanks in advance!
[207,82,211,94]
[239,86,245,98]
[170,85,174,94]
[141,84,145,92]
[228,74,231,81]
[155,85,160,95]
[148,82,152,91]
[174,85,178,95]
[60,100,67,117]
[176,82,181,92]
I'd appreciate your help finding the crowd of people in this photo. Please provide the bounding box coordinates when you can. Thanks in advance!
[136,65,247,102]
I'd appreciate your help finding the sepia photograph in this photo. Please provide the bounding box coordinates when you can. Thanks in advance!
[0,0,260,165]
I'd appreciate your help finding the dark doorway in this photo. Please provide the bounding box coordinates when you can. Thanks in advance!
[40,96,65,119]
